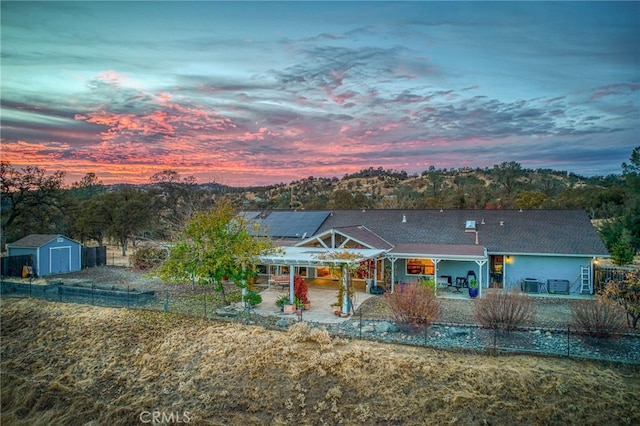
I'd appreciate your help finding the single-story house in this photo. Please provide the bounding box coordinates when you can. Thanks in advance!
[6,234,82,276]
[248,209,609,296]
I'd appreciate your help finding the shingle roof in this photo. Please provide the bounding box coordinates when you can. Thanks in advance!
[8,234,67,248]
[331,225,394,250]
[313,209,608,256]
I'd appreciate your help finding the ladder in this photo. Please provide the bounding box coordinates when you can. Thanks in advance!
[580,266,592,294]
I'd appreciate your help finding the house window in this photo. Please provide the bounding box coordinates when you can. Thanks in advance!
[406,259,434,275]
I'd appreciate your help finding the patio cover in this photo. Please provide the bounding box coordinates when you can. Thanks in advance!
[387,243,487,260]
[259,246,387,266]
[258,246,386,304]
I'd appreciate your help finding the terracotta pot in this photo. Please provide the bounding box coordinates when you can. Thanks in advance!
[303,302,311,310]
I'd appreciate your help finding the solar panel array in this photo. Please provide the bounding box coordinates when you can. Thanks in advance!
[246,211,329,238]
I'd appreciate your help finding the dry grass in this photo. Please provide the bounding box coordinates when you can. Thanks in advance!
[2,299,639,426]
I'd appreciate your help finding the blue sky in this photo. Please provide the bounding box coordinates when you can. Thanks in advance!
[1,1,638,186]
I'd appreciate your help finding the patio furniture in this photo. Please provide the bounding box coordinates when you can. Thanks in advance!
[454,277,467,292]
[268,275,290,289]
[547,279,570,294]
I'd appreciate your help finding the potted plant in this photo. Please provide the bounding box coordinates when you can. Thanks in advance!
[468,279,479,298]
[275,294,290,312]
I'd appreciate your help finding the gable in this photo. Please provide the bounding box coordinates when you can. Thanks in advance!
[295,225,394,250]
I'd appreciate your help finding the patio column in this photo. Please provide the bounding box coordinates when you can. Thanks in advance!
[432,258,441,296]
[475,260,487,298]
[341,264,349,313]
[389,257,397,293]
[289,267,295,304]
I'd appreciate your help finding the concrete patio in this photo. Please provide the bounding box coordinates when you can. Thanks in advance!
[250,285,379,323]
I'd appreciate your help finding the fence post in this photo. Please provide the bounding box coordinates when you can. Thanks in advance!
[91,283,95,305]
[567,326,570,358]
[163,289,168,312]
[127,286,130,308]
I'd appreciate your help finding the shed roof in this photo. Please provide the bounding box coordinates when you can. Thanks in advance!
[7,234,80,248]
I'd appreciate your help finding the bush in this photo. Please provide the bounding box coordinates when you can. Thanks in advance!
[473,290,536,331]
[243,291,262,307]
[294,274,309,304]
[130,245,167,271]
[601,270,640,329]
[384,284,440,331]
[570,297,623,337]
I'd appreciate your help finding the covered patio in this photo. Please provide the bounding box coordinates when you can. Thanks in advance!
[258,246,386,315]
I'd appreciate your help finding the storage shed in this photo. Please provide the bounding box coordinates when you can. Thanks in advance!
[7,234,82,276]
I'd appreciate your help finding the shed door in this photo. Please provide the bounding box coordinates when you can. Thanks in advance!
[50,247,71,274]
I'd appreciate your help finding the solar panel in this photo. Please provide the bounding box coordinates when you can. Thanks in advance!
[247,211,329,238]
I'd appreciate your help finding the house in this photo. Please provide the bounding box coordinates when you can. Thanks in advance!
[6,234,82,277]
[249,209,609,296]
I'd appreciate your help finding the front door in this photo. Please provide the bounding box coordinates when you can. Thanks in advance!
[489,255,504,288]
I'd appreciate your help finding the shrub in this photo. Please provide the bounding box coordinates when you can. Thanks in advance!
[130,245,167,271]
[601,270,640,329]
[384,284,440,331]
[570,297,623,337]
[473,290,536,331]
[294,274,309,304]
[243,291,262,307]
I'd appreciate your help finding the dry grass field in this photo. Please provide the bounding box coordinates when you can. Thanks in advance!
[1,298,639,426]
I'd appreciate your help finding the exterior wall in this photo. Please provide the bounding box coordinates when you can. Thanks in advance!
[8,237,82,276]
[503,255,591,293]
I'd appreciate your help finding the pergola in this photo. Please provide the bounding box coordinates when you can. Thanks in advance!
[259,246,386,312]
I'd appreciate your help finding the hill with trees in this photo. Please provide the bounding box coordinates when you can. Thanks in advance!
[1,146,638,265]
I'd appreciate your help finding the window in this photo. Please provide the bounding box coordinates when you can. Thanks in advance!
[406,259,434,275]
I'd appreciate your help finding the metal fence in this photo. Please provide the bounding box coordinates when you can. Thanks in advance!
[2,280,638,365]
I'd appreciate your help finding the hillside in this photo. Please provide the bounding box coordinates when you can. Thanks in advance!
[223,165,623,212]
[2,298,639,425]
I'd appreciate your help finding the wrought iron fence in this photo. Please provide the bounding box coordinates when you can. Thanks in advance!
[2,280,638,365]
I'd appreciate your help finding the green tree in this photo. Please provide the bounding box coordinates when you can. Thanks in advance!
[0,162,67,243]
[98,188,155,255]
[516,191,548,210]
[492,161,524,207]
[149,169,210,238]
[156,200,275,305]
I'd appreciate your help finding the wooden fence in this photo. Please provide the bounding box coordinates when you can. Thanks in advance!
[594,265,637,293]
[82,246,107,268]
[0,254,33,278]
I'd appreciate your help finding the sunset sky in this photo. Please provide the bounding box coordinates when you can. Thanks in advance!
[1,1,638,186]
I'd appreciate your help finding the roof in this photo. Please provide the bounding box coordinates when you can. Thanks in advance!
[7,234,80,248]
[296,225,394,250]
[250,209,608,257]
[243,210,329,238]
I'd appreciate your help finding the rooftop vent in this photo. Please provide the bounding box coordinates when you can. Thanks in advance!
[465,220,476,232]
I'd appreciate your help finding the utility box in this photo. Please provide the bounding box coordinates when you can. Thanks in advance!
[522,278,539,293]
[547,279,570,294]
